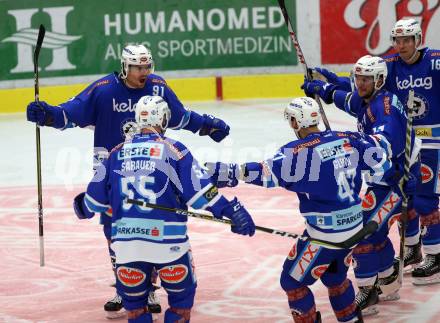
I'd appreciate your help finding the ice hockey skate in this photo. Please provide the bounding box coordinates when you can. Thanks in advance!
[147,286,162,314]
[395,241,423,274]
[377,262,400,301]
[412,253,440,285]
[104,293,125,319]
[355,285,379,316]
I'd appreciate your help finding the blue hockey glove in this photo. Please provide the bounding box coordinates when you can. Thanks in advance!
[199,114,230,142]
[313,67,340,84]
[396,173,418,197]
[26,101,66,128]
[27,101,48,126]
[73,192,95,219]
[221,198,255,236]
[204,162,240,188]
[301,79,337,104]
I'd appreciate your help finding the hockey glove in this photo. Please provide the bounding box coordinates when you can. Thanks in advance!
[395,173,418,198]
[312,67,340,84]
[221,198,255,236]
[204,162,240,188]
[73,192,95,219]
[199,114,230,142]
[26,101,66,128]
[301,79,337,104]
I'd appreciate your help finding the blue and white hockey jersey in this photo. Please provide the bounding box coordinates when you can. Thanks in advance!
[241,130,393,244]
[328,48,440,150]
[58,72,204,152]
[333,88,408,165]
[384,48,440,149]
[83,132,229,264]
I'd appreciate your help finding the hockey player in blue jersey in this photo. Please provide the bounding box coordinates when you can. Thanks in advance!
[302,55,419,316]
[307,18,440,286]
[72,95,255,323]
[25,44,231,318]
[206,96,404,322]
[384,19,440,285]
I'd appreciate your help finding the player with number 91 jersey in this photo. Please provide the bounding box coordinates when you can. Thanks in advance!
[60,72,202,152]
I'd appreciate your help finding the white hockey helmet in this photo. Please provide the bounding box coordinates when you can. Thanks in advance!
[284,97,321,129]
[353,55,387,90]
[390,18,422,47]
[135,95,171,131]
[120,45,154,79]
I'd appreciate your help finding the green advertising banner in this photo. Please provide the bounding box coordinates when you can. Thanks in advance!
[0,0,297,82]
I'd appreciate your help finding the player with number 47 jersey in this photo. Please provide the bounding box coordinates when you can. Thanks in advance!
[206,97,400,322]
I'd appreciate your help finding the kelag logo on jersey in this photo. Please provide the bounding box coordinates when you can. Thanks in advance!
[396,75,433,90]
[113,98,137,112]
[315,139,353,161]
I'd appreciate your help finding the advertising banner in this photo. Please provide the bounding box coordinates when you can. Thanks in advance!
[0,0,296,82]
[321,0,440,64]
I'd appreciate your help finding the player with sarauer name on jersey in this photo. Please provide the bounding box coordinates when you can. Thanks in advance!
[302,55,420,316]
[206,97,404,323]
[25,45,231,319]
[307,18,440,286]
[72,95,255,323]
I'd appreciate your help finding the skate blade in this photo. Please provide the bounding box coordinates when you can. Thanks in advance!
[379,291,400,301]
[361,305,379,316]
[412,273,440,286]
[105,309,126,319]
[404,262,423,274]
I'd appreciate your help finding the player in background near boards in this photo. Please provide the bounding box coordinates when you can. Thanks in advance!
[206,96,405,322]
[72,95,255,323]
[26,44,231,318]
[384,18,440,285]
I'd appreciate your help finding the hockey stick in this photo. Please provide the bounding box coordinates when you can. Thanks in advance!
[398,89,415,284]
[277,0,331,131]
[34,24,46,267]
[126,198,378,249]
